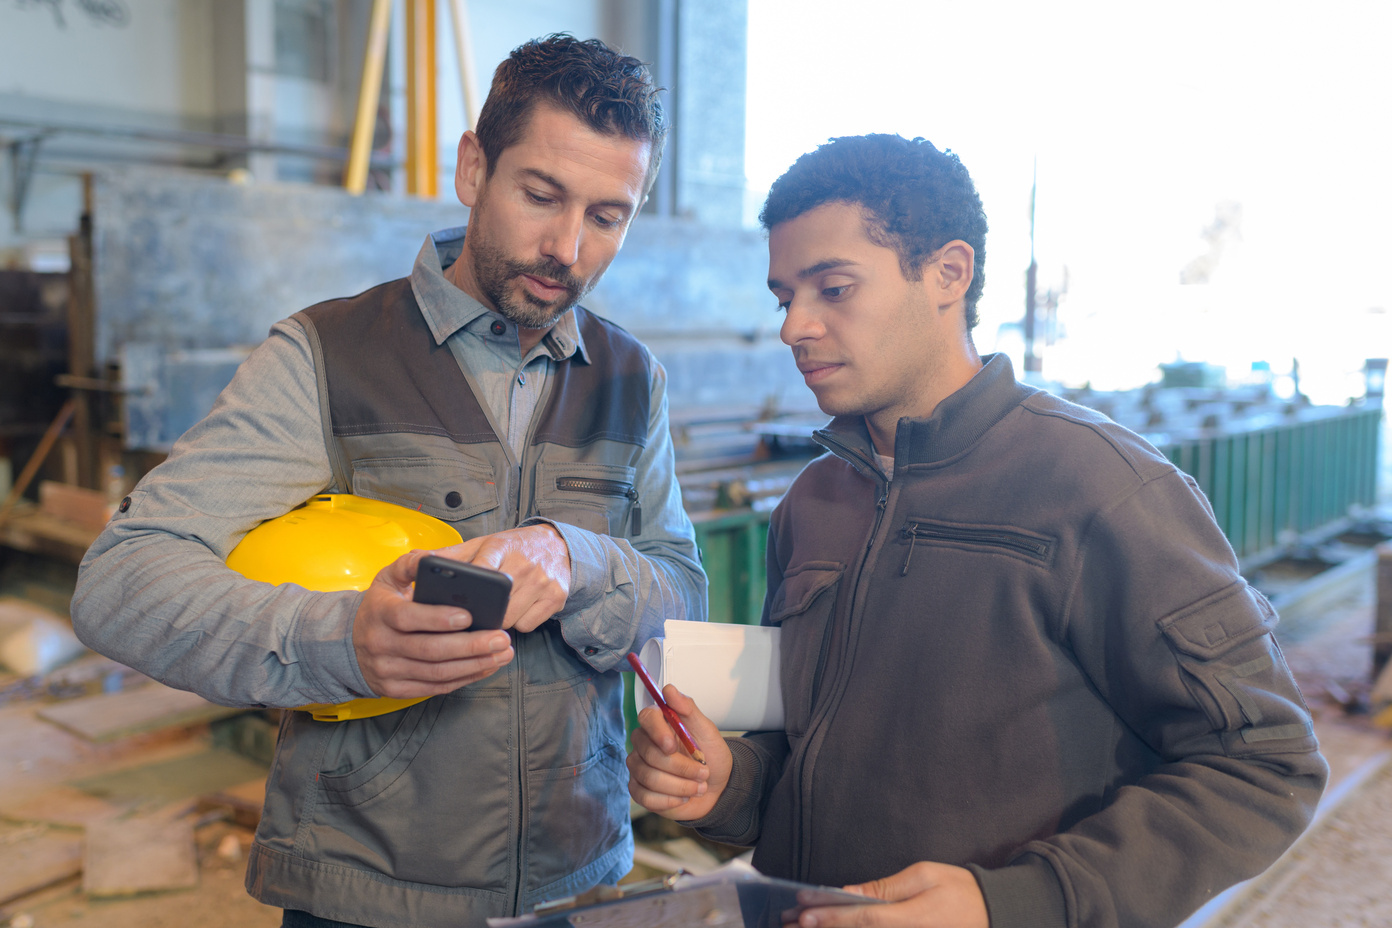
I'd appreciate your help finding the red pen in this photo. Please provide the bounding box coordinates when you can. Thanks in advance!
[627,651,706,764]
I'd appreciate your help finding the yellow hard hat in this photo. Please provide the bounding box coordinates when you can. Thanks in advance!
[226,493,463,722]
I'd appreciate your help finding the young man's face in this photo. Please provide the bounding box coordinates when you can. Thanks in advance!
[453,104,651,330]
[767,201,965,443]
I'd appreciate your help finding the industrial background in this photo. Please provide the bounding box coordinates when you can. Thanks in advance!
[0,1,1389,926]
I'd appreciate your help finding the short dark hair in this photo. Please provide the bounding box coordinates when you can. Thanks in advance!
[475,34,668,195]
[760,135,989,328]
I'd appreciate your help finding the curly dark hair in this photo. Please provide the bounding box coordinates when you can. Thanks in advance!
[760,135,989,328]
[475,34,668,195]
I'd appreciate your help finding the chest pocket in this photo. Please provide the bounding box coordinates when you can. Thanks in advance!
[766,561,844,738]
[534,461,640,538]
[351,457,500,528]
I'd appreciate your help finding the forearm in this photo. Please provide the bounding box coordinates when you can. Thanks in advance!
[75,530,369,706]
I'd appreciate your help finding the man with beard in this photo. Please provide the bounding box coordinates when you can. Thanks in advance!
[72,35,706,928]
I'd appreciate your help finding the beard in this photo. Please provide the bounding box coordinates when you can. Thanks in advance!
[468,231,592,331]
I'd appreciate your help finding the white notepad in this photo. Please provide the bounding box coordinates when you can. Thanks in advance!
[635,620,783,731]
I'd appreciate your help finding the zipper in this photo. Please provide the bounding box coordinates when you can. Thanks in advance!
[899,521,1052,575]
[509,658,526,915]
[554,476,642,535]
[808,488,888,708]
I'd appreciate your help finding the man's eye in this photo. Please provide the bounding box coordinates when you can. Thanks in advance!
[823,286,848,299]
[526,191,555,205]
[774,300,790,313]
[592,213,619,229]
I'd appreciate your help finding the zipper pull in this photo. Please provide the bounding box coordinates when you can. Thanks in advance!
[628,488,642,536]
[901,523,919,576]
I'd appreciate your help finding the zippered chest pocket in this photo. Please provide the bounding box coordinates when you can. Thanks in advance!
[535,462,641,538]
[896,517,1054,575]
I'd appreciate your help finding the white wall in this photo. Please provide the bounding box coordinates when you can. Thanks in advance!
[0,0,216,122]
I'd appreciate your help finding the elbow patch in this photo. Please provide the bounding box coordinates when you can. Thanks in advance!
[1158,583,1317,755]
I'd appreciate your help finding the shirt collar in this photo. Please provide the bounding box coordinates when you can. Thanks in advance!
[409,226,588,363]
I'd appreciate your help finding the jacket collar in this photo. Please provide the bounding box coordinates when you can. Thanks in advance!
[815,353,1037,470]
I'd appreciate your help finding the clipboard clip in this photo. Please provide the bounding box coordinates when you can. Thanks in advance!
[531,871,686,916]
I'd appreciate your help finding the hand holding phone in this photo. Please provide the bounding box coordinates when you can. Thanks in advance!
[412,555,512,630]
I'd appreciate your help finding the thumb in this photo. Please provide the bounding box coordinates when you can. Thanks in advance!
[375,549,427,594]
[661,684,722,742]
[845,871,915,903]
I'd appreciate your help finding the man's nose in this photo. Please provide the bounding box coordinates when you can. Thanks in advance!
[542,210,585,268]
[779,296,822,346]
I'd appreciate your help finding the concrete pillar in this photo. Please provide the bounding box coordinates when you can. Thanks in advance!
[211,0,278,182]
[1376,541,1392,680]
[673,0,748,226]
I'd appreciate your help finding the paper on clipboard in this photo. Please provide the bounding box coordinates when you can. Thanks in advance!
[635,620,783,732]
[487,858,881,927]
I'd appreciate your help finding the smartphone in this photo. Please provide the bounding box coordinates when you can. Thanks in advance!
[412,555,512,630]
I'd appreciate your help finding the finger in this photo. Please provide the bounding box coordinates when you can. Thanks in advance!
[635,704,680,755]
[795,902,883,928]
[847,862,941,902]
[374,549,432,595]
[389,627,513,663]
[363,640,515,697]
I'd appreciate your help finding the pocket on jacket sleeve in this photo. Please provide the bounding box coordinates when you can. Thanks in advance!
[1158,582,1317,755]
[766,561,844,738]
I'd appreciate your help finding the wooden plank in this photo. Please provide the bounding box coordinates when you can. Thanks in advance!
[83,815,199,898]
[0,502,101,564]
[0,825,84,906]
[0,783,122,828]
[37,682,242,742]
[197,777,266,829]
[38,480,115,532]
[68,748,269,808]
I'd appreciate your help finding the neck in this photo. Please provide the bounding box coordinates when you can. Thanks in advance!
[865,336,982,456]
[444,248,552,355]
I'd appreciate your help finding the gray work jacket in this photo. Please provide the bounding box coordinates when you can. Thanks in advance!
[73,234,706,927]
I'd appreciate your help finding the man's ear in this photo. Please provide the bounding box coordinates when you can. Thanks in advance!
[930,240,975,308]
[454,130,486,208]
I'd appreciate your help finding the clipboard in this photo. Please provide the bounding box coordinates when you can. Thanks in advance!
[487,859,881,928]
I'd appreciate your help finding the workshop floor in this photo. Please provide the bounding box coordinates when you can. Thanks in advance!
[0,559,1388,928]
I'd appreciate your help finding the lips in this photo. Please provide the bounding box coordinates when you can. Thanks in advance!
[520,274,568,301]
[796,360,842,385]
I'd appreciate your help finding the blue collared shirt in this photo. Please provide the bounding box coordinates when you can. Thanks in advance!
[71,231,707,707]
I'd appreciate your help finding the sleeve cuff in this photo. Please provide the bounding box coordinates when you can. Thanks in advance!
[686,738,764,846]
[968,855,1068,928]
[290,589,376,700]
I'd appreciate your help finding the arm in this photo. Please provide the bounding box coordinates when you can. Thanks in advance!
[977,470,1327,928]
[72,321,511,707]
[72,321,367,707]
[629,505,792,845]
[522,358,707,671]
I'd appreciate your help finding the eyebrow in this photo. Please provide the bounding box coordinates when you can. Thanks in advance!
[767,258,857,291]
[519,168,636,215]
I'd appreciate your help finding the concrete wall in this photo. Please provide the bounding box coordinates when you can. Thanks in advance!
[91,167,804,448]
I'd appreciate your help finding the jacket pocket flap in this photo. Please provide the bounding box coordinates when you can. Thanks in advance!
[1158,582,1277,661]
[352,457,499,522]
[767,561,844,624]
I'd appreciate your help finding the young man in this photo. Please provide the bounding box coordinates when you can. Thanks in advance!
[627,134,1326,928]
[72,36,706,928]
